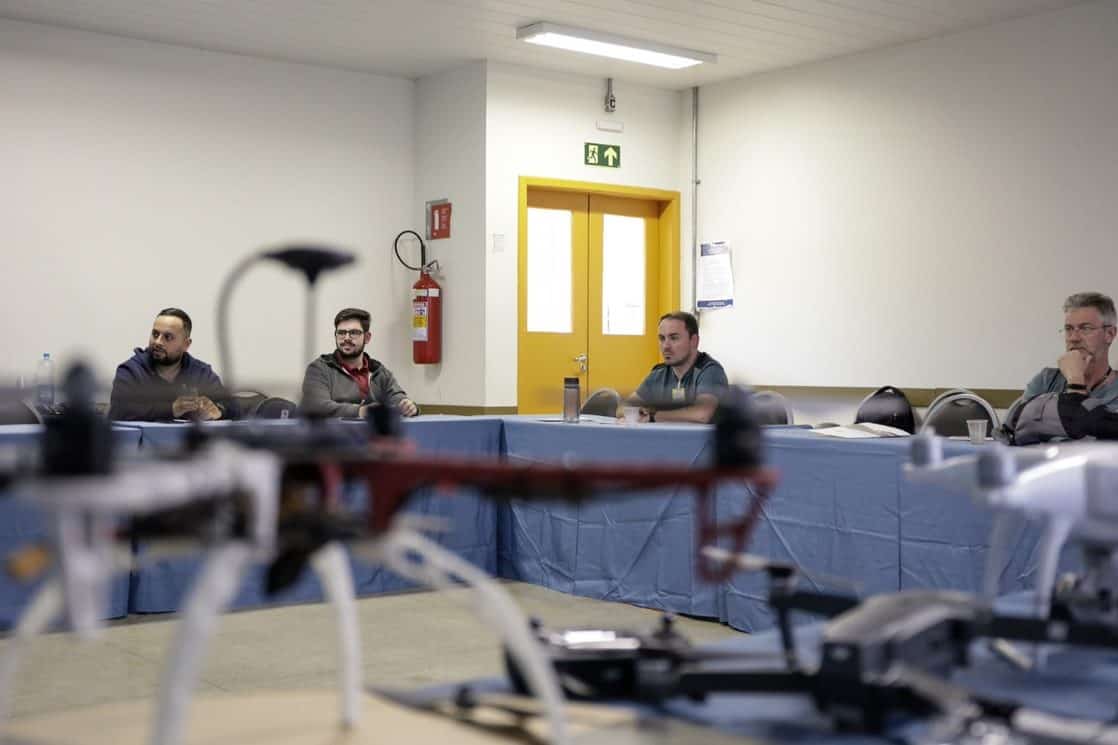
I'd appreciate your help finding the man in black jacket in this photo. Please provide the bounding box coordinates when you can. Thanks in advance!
[108,308,234,421]
[300,308,418,419]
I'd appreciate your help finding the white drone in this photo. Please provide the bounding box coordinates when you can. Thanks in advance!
[904,430,1118,625]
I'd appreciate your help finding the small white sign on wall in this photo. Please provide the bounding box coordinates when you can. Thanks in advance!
[697,241,735,310]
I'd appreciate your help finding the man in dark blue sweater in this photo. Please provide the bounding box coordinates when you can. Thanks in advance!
[108,308,234,421]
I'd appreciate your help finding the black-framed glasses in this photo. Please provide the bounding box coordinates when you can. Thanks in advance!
[335,329,366,338]
[1059,323,1114,336]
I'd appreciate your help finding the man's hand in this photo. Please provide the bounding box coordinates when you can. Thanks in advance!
[172,395,199,419]
[398,398,419,417]
[194,396,223,421]
[638,407,653,423]
[1059,349,1091,386]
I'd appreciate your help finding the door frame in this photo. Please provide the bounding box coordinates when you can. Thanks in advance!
[517,175,682,337]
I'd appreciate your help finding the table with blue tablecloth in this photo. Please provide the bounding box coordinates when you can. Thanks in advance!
[0,424,143,629]
[3,414,1070,633]
[128,416,507,613]
[497,421,1061,632]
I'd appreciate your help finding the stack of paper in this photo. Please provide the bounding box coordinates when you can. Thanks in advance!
[811,422,911,439]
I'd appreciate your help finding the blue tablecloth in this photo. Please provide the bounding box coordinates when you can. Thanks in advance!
[4,415,1076,632]
[498,419,724,619]
[0,425,142,629]
[129,416,506,613]
[498,422,1064,632]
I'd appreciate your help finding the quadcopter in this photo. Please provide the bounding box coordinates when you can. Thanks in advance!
[499,545,1118,745]
[905,430,1118,626]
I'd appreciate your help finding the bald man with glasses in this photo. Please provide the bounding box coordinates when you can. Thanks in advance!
[300,307,418,419]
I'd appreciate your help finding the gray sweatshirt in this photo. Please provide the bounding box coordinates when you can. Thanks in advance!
[300,353,411,418]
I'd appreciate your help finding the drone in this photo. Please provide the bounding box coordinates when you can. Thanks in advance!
[499,545,1118,745]
[904,430,1118,626]
[0,357,778,745]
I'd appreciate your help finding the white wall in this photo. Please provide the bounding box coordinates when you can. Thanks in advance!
[412,62,487,406]
[484,63,687,407]
[0,19,413,400]
[697,0,1118,393]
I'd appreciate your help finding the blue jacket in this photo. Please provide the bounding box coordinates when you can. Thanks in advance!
[108,347,235,421]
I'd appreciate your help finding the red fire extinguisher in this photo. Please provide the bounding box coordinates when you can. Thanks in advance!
[412,269,442,364]
[395,230,442,365]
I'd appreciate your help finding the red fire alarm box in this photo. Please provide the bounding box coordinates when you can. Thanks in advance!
[427,200,452,240]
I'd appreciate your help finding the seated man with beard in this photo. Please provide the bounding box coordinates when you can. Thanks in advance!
[108,307,234,421]
[300,307,418,419]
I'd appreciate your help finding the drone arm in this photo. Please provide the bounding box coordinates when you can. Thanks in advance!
[0,579,63,728]
[308,542,361,729]
[150,542,254,745]
[982,512,1015,600]
[377,529,569,745]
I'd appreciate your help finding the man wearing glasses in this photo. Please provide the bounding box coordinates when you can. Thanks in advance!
[1026,292,1118,402]
[301,308,418,418]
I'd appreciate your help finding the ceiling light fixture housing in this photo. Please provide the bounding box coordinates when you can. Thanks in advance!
[516,22,717,70]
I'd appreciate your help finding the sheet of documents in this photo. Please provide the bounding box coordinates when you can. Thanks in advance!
[697,241,734,310]
[812,422,911,438]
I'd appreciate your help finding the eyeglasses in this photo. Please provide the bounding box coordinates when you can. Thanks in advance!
[335,329,366,338]
[1059,323,1114,336]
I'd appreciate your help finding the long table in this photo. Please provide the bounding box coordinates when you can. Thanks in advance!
[1,418,1073,633]
[498,422,1064,631]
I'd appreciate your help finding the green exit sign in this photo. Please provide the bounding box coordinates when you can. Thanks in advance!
[584,142,621,168]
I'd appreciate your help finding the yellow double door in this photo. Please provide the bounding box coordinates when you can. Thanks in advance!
[518,187,676,414]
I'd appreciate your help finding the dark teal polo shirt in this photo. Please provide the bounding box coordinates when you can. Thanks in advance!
[634,352,729,409]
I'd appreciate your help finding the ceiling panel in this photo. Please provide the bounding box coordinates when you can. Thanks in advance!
[0,0,1087,88]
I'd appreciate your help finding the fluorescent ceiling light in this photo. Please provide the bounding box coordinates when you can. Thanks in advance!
[516,22,716,70]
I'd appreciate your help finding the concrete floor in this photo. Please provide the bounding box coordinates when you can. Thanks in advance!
[2,582,744,722]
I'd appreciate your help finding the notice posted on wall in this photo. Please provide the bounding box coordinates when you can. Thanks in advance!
[697,241,735,310]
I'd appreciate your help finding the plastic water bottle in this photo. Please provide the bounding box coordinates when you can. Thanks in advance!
[35,353,55,409]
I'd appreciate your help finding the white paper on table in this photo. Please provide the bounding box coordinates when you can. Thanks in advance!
[696,241,734,310]
[812,422,911,438]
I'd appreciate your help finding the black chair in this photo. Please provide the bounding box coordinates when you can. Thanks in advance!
[919,391,998,437]
[255,397,299,419]
[233,390,268,416]
[0,400,41,424]
[581,388,621,417]
[854,386,916,434]
[752,390,793,425]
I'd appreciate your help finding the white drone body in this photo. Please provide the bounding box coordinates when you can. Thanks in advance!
[905,432,1118,623]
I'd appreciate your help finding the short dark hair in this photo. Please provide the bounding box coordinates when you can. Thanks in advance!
[659,311,699,337]
[334,308,371,333]
[156,307,192,337]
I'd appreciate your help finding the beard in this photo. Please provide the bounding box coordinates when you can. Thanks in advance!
[335,340,367,364]
[150,345,184,367]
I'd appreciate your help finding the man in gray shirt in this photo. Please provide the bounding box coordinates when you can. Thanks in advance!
[1023,291,1118,411]
[301,308,419,419]
[630,311,728,424]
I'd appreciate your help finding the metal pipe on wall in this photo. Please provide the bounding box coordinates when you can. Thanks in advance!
[690,86,699,313]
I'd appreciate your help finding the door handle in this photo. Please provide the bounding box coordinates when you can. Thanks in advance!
[573,354,588,374]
